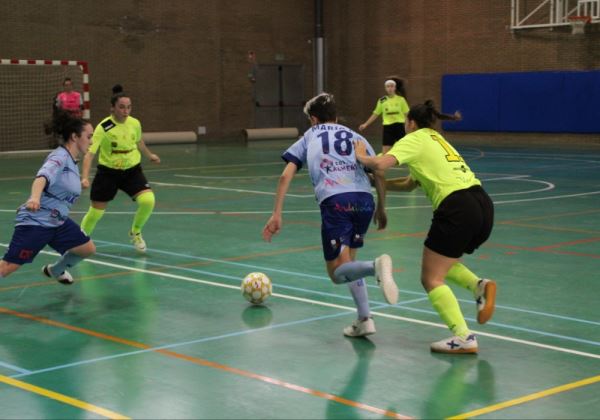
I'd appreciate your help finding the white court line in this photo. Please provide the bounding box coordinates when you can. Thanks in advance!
[175,174,296,180]
[153,181,314,198]
[143,161,284,173]
[2,244,598,361]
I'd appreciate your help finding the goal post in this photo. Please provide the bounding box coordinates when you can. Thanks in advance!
[0,58,90,152]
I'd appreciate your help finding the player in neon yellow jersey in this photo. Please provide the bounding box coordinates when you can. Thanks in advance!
[359,76,410,154]
[355,100,497,354]
[80,85,160,252]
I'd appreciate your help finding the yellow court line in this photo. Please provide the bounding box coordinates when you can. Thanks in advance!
[447,373,600,419]
[0,374,130,419]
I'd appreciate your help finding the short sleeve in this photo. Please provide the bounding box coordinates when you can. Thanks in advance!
[89,124,106,155]
[136,119,142,143]
[373,99,383,116]
[36,152,66,186]
[400,96,410,115]
[386,133,422,165]
[282,137,307,170]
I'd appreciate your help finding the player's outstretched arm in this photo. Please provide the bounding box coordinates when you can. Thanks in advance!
[353,140,397,171]
[262,162,297,242]
[138,139,160,163]
[372,169,387,231]
[386,176,418,192]
[359,113,379,132]
[81,151,96,189]
[25,177,47,211]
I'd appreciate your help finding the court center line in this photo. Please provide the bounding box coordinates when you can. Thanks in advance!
[0,374,130,419]
[0,307,410,420]
[92,239,600,328]
[1,244,598,361]
[447,373,600,419]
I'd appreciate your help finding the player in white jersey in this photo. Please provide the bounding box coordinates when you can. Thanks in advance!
[262,93,399,337]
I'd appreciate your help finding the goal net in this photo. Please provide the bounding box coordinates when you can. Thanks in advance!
[0,59,90,152]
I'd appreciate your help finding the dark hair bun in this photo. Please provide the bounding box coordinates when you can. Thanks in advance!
[112,84,124,94]
[424,99,435,109]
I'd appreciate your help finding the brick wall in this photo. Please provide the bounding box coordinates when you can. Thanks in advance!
[325,0,600,142]
[1,1,598,142]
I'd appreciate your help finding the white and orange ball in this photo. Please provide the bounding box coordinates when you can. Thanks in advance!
[241,272,272,304]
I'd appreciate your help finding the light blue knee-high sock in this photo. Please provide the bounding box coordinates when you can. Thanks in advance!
[50,252,83,275]
[348,279,370,320]
[333,261,375,284]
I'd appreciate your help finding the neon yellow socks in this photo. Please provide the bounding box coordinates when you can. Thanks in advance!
[446,263,479,294]
[428,285,470,339]
[81,207,105,235]
[131,191,155,234]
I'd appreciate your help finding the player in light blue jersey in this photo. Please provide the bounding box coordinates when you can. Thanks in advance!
[263,93,399,337]
[0,112,96,284]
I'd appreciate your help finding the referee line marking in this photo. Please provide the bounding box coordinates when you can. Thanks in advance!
[447,373,600,419]
[92,239,600,328]
[0,306,411,420]
[0,373,130,419]
[1,244,597,361]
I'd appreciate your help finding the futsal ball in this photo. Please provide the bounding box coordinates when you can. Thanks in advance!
[241,272,272,304]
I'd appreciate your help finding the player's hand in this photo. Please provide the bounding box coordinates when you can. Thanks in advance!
[81,178,90,189]
[453,111,462,121]
[262,215,282,242]
[25,198,40,212]
[358,124,367,132]
[373,207,387,231]
[353,139,367,158]
[149,154,161,164]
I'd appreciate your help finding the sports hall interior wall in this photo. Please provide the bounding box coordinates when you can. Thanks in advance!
[1,1,599,143]
[324,1,600,144]
[0,0,314,139]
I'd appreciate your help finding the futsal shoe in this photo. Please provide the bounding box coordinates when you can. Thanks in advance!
[343,318,376,337]
[374,254,399,304]
[42,265,74,285]
[129,231,147,252]
[430,334,478,354]
[475,279,497,324]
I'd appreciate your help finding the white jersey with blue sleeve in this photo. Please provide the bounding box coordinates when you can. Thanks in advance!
[282,123,376,204]
[15,147,82,227]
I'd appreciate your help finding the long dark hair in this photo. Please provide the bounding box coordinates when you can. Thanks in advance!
[45,110,90,144]
[406,100,460,129]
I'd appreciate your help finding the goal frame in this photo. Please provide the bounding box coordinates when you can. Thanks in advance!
[0,58,90,120]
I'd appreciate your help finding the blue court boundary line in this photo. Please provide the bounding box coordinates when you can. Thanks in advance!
[93,239,600,328]
[89,249,600,348]
[10,303,392,380]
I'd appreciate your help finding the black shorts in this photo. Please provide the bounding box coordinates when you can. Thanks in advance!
[382,123,406,146]
[90,164,150,202]
[425,185,494,258]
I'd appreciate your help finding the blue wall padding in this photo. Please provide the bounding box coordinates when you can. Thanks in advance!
[441,71,600,133]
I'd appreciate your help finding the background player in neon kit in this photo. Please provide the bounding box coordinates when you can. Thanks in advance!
[0,112,96,284]
[263,93,399,337]
[355,100,497,354]
[80,85,160,252]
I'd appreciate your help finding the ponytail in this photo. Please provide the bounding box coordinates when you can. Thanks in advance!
[110,84,129,106]
[407,100,461,129]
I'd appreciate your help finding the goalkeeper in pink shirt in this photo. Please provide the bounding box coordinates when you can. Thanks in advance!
[55,77,83,118]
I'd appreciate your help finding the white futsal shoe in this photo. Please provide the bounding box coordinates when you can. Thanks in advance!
[374,254,399,304]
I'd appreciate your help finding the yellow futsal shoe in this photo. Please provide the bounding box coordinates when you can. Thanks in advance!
[129,231,147,253]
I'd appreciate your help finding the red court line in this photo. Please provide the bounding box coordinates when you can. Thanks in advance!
[0,307,412,419]
[532,237,600,251]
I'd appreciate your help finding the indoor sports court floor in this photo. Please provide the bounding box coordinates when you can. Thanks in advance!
[0,140,599,419]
